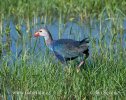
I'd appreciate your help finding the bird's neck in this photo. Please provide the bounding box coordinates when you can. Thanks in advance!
[44,33,53,46]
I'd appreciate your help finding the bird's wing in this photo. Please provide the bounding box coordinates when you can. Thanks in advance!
[53,51,66,63]
[52,39,85,59]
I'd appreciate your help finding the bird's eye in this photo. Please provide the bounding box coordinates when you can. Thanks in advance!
[39,30,42,32]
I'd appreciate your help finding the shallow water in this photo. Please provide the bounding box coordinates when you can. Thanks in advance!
[1,18,126,60]
[0,18,126,100]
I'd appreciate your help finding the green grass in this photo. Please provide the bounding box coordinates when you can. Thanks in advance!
[0,17,126,99]
[0,40,126,99]
[0,0,126,22]
[0,0,126,99]
[0,18,126,99]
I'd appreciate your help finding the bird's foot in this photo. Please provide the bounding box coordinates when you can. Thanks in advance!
[76,61,85,73]
[76,68,80,73]
[63,66,71,74]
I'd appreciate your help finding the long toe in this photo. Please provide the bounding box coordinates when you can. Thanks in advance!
[76,61,85,73]
[76,67,80,73]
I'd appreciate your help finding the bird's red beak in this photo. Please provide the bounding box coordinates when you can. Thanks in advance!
[34,32,40,37]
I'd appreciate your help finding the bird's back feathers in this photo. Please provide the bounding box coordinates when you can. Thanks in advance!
[80,38,89,44]
[50,38,89,62]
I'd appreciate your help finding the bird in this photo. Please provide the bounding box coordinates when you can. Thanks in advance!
[34,28,89,72]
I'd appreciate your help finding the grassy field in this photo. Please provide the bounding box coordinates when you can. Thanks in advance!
[0,0,126,100]
[0,44,126,99]
[0,0,126,22]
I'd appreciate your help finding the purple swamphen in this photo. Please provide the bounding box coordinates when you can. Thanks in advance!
[34,28,89,72]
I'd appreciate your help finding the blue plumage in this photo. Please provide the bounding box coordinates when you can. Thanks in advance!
[50,38,89,63]
[34,28,89,70]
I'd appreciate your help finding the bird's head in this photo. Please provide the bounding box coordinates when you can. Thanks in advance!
[34,28,49,37]
[34,28,53,42]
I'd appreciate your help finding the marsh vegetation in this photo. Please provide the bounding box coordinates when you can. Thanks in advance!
[0,0,126,99]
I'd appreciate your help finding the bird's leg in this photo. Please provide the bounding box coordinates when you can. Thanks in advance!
[76,54,86,73]
[62,61,70,73]
[61,59,72,74]
[76,61,85,73]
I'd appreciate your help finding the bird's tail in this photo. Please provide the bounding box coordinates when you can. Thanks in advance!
[79,38,89,58]
[80,38,89,44]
